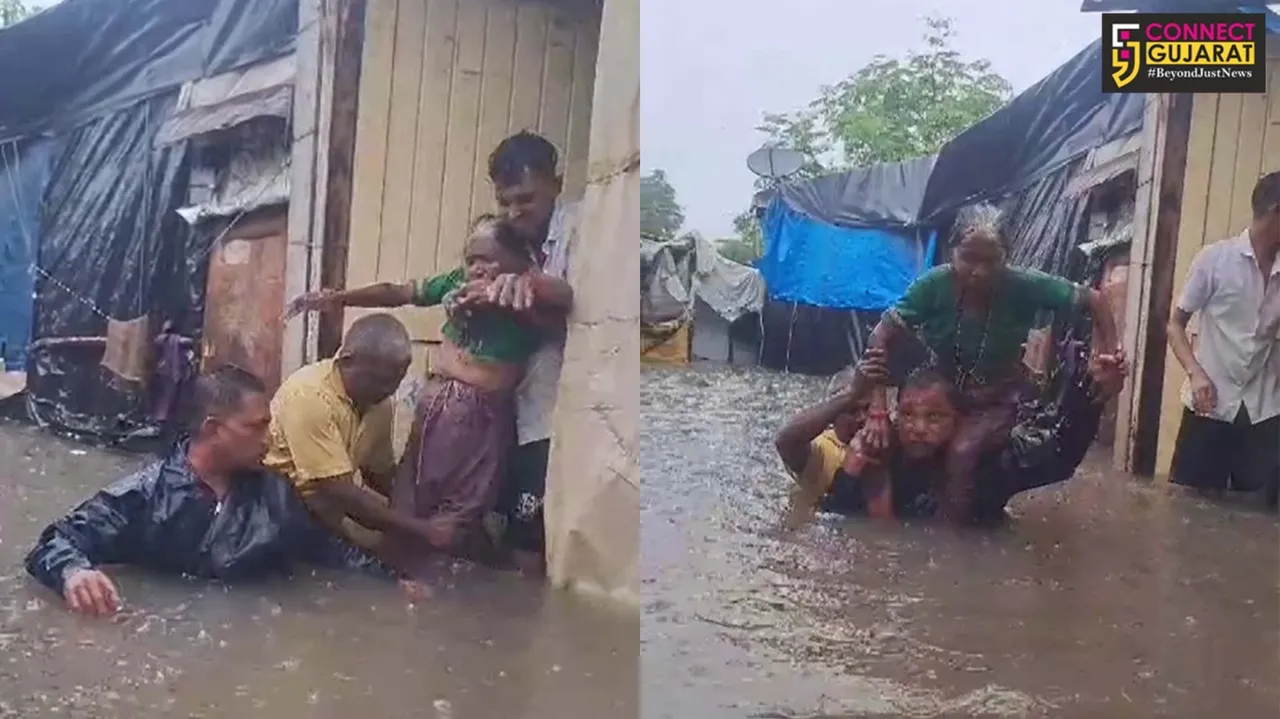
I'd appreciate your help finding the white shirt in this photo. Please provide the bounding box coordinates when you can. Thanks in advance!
[515,200,577,445]
[1176,230,1280,423]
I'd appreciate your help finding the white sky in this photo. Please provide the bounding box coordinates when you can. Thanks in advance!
[641,0,1109,238]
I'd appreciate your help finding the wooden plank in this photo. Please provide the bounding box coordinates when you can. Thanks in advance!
[345,0,398,293]
[469,0,518,217]
[283,0,324,376]
[434,0,486,275]
[1201,93,1243,244]
[1128,94,1192,476]
[1153,94,1219,477]
[318,0,370,358]
[1228,90,1267,231]
[563,12,600,198]
[1115,93,1165,473]
[508,3,548,133]
[538,9,576,158]
[401,0,460,344]
[374,0,427,286]
[1261,61,1280,174]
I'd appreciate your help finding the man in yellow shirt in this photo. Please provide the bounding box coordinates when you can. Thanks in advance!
[775,349,887,501]
[263,313,437,548]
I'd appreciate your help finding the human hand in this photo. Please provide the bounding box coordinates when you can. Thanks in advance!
[62,568,121,618]
[855,348,889,386]
[1189,370,1218,414]
[1088,348,1128,400]
[411,517,457,550]
[398,579,433,603]
[485,273,535,311]
[284,289,340,320]
[445,280,492,315]
[861,408,892,453]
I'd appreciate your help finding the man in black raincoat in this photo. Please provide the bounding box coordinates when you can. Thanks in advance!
[25,366,414,618]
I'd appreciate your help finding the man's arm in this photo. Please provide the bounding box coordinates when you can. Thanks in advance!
[774,349,886,474]
[25,470,150,614]
[1166,248,1218,412]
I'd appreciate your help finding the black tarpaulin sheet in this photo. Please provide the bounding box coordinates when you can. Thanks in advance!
[778,154,937,228]
[27,94,209,439]
[919,40,1144,224]
[0,138,56,372]
[0,0,297,139]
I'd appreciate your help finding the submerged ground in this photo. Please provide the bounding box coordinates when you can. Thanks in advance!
[0,419,637,718]
[641,364,1279,718]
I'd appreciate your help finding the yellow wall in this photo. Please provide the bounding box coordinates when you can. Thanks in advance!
[1154,52,1280,476]
[345,0,600,366]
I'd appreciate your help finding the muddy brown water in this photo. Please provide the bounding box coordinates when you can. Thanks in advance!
[0,420,637,718]
[641,365,1279,719]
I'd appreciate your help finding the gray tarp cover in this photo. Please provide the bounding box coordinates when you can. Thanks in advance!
[777,154,937,228]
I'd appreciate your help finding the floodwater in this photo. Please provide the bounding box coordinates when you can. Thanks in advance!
[641,364,1279,719]
[0,420,637,718]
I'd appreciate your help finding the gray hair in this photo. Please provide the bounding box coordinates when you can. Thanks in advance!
[826,366,859,397]
[188,365,267,433]
[952,202,1011,250]
[339,313,412,363]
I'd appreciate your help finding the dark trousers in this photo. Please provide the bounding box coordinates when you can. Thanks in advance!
[1171,406,1280,503]
[497,439,550,553]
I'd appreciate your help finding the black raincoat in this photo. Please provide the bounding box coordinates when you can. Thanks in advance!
[25,444,395,595]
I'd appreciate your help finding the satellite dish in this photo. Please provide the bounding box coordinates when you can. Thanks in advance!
[746,145,804,181]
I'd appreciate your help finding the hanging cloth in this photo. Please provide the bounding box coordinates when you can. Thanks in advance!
[101,314,156,385]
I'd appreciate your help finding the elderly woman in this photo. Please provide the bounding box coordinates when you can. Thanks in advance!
[860,204,1122,522]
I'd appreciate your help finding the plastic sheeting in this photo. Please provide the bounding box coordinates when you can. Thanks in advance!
[778,154,936,228]
[641,235,766,328]
[0,138,55,372]
[544,0,638,606]
[27,94,207,438]
[0,0,296,140]
[760,200,935,311]
[919,40,1143,223]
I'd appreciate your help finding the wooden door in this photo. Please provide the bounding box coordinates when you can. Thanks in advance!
[201,206,289,390]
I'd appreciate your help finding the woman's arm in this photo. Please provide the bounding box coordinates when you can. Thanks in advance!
[1081,287,1120,355]
[841,432,893,519]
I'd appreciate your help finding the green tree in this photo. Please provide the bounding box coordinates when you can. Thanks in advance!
[729,16,1012,259]
[640,169,684,242]
[0,0,34,27]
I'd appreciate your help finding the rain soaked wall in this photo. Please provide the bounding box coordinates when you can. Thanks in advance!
[544,0,638,604]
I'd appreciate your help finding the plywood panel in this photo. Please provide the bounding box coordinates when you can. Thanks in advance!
[401,0,459,343]
[1262,61,1280,174]
[346,0,601,344]
[346,0,398,289]
[470,1,518,215]
[1201,93,1242,244]
[436,0,487,273]
[508,5,549,133]
[1154,93,1218,476]
[1229,91,1268,229]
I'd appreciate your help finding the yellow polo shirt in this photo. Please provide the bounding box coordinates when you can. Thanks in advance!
[263,359,397,546]
[790,428,847,498]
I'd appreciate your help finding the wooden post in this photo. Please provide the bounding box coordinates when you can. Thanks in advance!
[317,0,367,358]
[1113,92,1193,475]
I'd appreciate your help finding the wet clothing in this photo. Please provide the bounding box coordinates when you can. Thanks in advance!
[25,444,393,596]
[392,375,515,550]
[1174,230,1280,424]
[788,428,848,497]
[410,267,542,364]
[820,340,1107,523]
[263,359,397,547]
[496,438,550,553]
[1170,407,1280,495]
[889,265,1081,386]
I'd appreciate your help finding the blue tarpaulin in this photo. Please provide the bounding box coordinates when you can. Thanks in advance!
[759,200,936,311]
[0,138,56,372]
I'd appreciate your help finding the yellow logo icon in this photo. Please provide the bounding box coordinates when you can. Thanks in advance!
[1110,22,1143,88]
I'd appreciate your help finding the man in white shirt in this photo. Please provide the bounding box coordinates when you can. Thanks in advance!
[482,132,577,573]
[1166,172,1280,510]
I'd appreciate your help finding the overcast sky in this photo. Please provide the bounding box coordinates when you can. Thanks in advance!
[640,0,1107,238]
